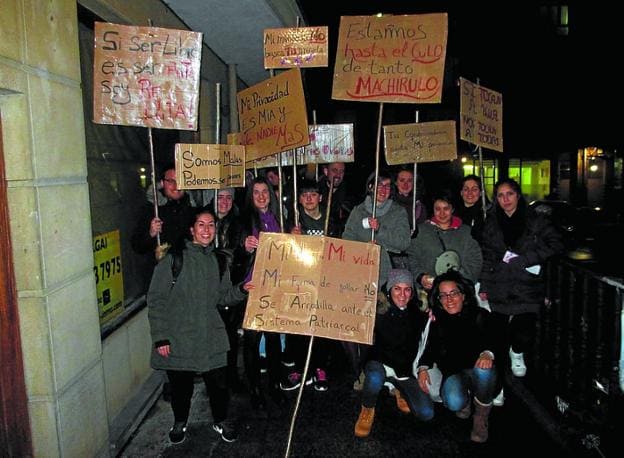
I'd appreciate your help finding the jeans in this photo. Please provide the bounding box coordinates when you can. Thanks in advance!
[360,360,433,421]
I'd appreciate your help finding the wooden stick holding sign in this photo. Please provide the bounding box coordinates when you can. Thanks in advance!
[371,103,384,241]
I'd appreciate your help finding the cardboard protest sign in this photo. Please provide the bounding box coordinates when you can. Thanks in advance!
[332,14,448,103]
[304,124,355,164]
[174,144,245,189]
[459,78,503,152]
[384,121,457,165]
[93,22,202,130]
[237,68,310,161]
[243,233,380,345]
[264,26,329,68]
[93,230,124,325]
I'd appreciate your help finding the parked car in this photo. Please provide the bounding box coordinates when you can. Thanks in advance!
[528,200,594,260]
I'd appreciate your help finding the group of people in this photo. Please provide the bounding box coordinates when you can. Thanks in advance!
[132,162,563,445]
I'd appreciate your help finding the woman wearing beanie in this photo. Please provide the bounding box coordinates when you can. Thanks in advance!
[354,269,428,438]
[415,271,498,443]
[343,170,411,390]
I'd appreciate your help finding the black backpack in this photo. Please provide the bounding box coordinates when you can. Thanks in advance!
[170,248,231,287]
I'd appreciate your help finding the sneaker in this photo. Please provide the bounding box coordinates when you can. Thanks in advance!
[280,372,302,391]
[281,359,296,368]
[313,368,329,392]
[259,356,267,374]
[213,421,238,443]
[168,421,187,444]
[509,349,527,377]
[493,388,505,407]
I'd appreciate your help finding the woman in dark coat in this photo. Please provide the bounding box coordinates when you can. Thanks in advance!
[416,271,498,443]
[479,178,563,378]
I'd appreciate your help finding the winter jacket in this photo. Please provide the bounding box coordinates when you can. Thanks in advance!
[343,198,411,287]
[454,201,488,245]
[147,240,246,372]
[479,206,563,315]
[419,303,493,379]
[369,295,426,377]
[407,219,483,283]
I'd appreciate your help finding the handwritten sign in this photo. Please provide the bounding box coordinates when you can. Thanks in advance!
[304,124,355,164]
[237,68,310,161]
[93,22,202,130]
[243,233,380,345]
[174,144,245,189]
[332,14,448,103]
[384,121,457,165]
[264,26,329,68]
[459,78,503,152]
[93,230,124,325]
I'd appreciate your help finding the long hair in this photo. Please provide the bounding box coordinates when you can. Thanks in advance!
[243,177,279,233]
[428,270,477,313]
[492,178,527,212]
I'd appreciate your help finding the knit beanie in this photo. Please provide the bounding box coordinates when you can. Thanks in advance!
[386,269,413,289]
[217,187,235,198]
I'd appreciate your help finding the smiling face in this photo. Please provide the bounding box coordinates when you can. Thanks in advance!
[161,169,185,201]
[374,178,392,204]
[390,282,413,309]
[438,280,465,315]
[190,212,216,247]
[396,170,414,196]
[433,198,453,229]
[461,179,481,207]
[496,183,519,216]
[252,182,271,213]
[217,191,233,217]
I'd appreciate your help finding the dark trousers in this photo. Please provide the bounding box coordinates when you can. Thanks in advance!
[284,333,331,375]
[488,311,537,367]
[243,330,282,389]
[219,303,244,383]
[167,367,229,424]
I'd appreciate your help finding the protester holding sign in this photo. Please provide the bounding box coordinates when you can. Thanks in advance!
[147,208,250,445]
[238,177,287,407]
[343,170,411,389]
[354,269,427,438]
[407,190,482,291]
[131,164,196,262]
[318,162,352,237]
[415,271,498,443]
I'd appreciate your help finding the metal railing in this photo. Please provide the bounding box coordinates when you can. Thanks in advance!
[533,257,623,454]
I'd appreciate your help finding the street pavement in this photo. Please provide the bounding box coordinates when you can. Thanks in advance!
[119,355,574,458]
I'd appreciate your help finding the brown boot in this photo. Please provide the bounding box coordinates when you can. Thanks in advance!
[393,389,410,414]
[354,406,375,438]
[470,398,492,443]
[455,401,471,419]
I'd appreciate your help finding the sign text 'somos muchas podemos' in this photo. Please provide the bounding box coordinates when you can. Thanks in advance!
[264,26,329,69]
[93,230,124,324]
[384,120,457,165]
[174,144,245,189]
[459,77,503,152]
[332,14,448,103]
[93,22,202,130]
[237,68,310,162]
[243,233,380,345]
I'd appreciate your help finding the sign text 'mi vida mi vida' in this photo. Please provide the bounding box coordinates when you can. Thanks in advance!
[243,233,380,345]
[93,22,202,130]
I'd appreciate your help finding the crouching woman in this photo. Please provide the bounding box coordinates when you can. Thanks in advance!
[416,271,498,443]
[354,269,428,438]
[147,208,251,444]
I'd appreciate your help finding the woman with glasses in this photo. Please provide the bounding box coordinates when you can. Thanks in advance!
[342,170,411,390]
[479,179,563,379]
[415,271,498,443]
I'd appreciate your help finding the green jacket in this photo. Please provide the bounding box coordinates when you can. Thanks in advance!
[147,241,246,372]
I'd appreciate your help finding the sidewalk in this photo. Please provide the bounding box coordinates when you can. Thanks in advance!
[118,365,570,458]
